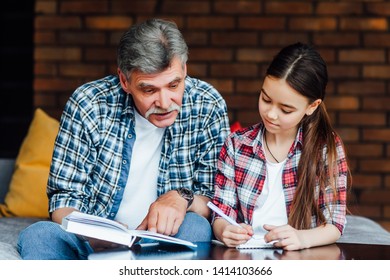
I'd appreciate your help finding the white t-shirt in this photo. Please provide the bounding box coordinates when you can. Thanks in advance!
[115,110,165,229]
[252,156,288,235]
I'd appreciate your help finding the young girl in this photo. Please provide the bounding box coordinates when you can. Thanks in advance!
[212,42,350,251]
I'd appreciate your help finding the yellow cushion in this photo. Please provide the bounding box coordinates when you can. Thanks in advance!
[0,108,59,218]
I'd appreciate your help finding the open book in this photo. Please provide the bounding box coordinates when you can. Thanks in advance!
[61,212,197,249]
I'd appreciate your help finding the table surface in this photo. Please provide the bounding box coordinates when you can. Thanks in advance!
[88,242,390,260]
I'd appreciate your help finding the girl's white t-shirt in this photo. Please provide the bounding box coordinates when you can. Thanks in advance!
[252,157,288,236]
[115,110,165,229]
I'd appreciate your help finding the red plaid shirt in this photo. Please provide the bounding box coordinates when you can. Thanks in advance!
[212,123,348,233]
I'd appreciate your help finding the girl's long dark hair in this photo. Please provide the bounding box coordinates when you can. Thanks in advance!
[266,42,349,229]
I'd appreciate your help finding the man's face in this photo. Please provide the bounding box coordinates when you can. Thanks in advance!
[119,57,186,128]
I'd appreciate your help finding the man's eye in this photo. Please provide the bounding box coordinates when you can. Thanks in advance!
[170,83,179,89]
[143,88,155,94]
[282,109,292,114]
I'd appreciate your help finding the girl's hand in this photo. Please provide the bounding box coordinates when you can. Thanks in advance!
[214,219,253,247]
[263,224,307,251]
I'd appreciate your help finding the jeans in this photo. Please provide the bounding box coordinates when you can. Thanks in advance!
[17,212,211,260]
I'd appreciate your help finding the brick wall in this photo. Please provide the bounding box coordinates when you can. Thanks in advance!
[34,0,390,231]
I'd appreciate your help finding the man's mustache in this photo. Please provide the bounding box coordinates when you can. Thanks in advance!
[145,103,181,119]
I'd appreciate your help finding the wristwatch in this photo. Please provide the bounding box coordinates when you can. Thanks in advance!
[176,187,194,209]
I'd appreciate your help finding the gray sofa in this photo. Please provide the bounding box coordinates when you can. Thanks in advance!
[1,158,390,260]
[0,158,45,259]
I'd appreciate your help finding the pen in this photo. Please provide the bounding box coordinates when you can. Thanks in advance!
[207,201,243,228]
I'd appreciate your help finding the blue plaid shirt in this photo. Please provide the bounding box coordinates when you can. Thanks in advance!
[47,75,230,219]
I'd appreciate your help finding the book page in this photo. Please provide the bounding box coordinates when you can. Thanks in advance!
[66,211,129,232]
[236,234,276,249]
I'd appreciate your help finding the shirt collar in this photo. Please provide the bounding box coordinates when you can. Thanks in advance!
[239,123,303,159]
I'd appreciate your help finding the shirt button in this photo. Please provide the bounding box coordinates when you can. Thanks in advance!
[110,213,115,217]
[122,160,127,164]
[128,134,133,139]
[117,187,121,191]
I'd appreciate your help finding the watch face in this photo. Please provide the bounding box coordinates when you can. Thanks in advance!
[178,188,193,200]
[181,188,191,197]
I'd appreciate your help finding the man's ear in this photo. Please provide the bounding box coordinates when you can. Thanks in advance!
[118,68,130,93]
[306,99,322,116]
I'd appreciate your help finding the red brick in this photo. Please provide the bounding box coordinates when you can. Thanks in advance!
[211,32,258,46]
[161,1,210,14]
[327,65,360,79]
[224,95,259,110]
[34,63,57,76]
[187,63,208,78]
[34,78,81,92]
[336,128,359,142]
[236,80,262,94]
[363,129,390,142]
[203,79,234,95]
[349,174,382,189]
[366,2,390,16]
[325,97,359,110]
[85,16,133,30]
[239,17,285,30]
[35,47,82,61]
[339,49,385,63]
[59,63,106,78]
[262,32,309,46]
[189,48,233,61]
[385,206,390,218]
[60,1,108,13]
[340,18,388,31]
[211,63,258,78]
[316,3,363,15]
[338,81,385,95]
[364,66,390,79]
[237,48,278,63]
[183,31,208,46]
[347,205,382,218]
[363,98,390,110]
[236,110,261,127]
[360,190,390,203]
[35,16,82,30]
[314,33,360,47]
[214,1,261,14]
[346,143,383,158]
[59,31,106,45]
[339,112,386,126]
[34,31,57,44]
[188,16,235,29]
[85,47,116,62]
[112,0,156,14]
[290,17,337,31]
[364,34,390,47]
[266,2,312,15]
[212,0,262,15]
[35,1,57,14]
[317,49,336,63]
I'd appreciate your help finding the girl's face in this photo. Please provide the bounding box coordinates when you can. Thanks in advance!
[258,76,321,135]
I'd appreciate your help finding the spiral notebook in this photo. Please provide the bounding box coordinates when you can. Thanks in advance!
[212,235,277,249]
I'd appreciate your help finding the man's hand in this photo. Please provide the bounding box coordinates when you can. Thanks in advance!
[137,190,187,236]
